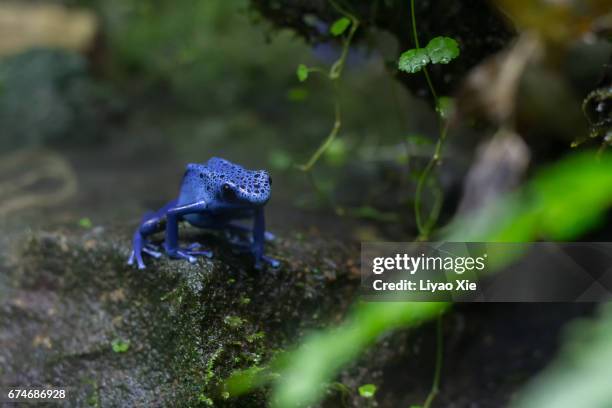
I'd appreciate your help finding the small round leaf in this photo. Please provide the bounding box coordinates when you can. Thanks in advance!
[426,36,460,64]
[398,48,430,74]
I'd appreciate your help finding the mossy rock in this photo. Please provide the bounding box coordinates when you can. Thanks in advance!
[0,225,358,406]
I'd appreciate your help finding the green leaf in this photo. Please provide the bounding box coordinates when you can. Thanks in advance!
[330,17,351,36]
[78,217,92,229]
[425,36,460,64]
[398,48,430,73]
[436,96,455,120]
[111,339,130,353]
[358,384,377,398]
[296,64,309,82]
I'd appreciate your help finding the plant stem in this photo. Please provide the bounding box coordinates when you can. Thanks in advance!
[423,313,444,408]
[410,0,437,102]
[298,11,358,172]
[415,122,448,239]
[297,88,342,171]
[410,0,447,240]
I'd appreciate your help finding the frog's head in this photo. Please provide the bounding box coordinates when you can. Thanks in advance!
[193,158,272,209]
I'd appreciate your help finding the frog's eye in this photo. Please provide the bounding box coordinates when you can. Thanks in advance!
[267,176,272,186]
[222,183,236,200]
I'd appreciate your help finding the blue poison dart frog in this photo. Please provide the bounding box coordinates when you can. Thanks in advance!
[128,157,279,270]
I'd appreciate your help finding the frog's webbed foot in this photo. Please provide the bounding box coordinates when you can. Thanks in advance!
[128,239,162,268]
[165,242,213,264]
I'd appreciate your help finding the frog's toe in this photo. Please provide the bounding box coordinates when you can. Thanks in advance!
[127,249,147,269]
[142,246,162,258]
[185,242,214,258]
[186,242,204,250]
[145,242,161,252]
[168,246,213,263]
[264,231,275,242]
[169,249,196,263]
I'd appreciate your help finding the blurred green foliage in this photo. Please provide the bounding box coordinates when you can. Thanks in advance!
[72,0,423,216]
[0,49,116,150]
[227,151,612,407]
[447,152,612,241]
[512,302,612,408]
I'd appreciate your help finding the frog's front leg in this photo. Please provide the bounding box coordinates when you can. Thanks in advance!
[128,202,175,270]
[164,200,213,263]
[252,207,280,269]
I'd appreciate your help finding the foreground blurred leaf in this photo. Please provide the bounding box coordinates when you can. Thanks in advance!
[511,303,612,408]
[447,151,612,241]
[272,302,448,407]
[228,151,612,408]
[271,151,612,407]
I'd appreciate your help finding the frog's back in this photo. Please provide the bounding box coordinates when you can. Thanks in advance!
[205,157,245,174]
